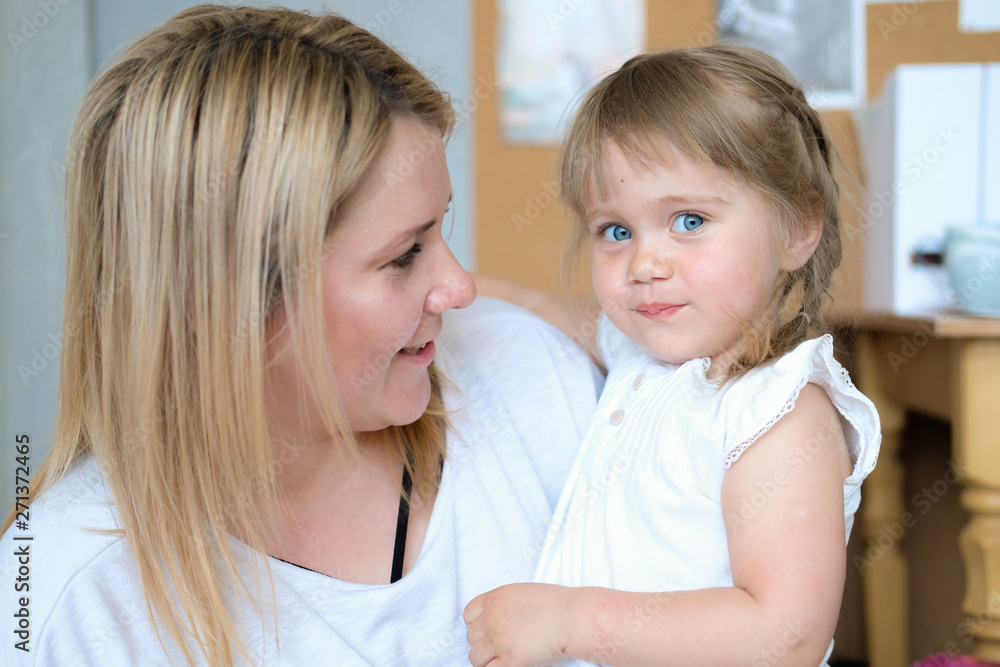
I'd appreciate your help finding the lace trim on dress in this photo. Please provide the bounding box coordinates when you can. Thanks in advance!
[722,336,869,471]
[723,374,810,469]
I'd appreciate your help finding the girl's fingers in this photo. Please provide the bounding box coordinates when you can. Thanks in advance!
[468,640,496,667]
[463,594,484,624]
[466,619,486,646]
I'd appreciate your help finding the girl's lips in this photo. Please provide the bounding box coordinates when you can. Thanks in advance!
[635,303,684,320]
[397,339,436,364]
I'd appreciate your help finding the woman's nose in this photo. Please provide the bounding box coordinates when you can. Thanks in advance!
[425,247,477,313]
[627,241,672,284]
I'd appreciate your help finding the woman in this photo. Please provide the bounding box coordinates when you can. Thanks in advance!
[0,6,600,665]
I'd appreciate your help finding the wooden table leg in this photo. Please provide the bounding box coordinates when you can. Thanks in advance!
[954,339,1000,661]
[856,331,909,667]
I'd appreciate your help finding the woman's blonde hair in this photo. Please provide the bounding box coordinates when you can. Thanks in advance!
[560,44,842,381]
[3,5,454,664]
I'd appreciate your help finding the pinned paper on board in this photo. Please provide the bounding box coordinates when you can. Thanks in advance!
[497,0,645,144]
[717,0,866,109]
[959,0,1000,33]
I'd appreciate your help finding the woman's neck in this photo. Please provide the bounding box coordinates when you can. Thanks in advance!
[263,429,415,583]
[271,428,393,504]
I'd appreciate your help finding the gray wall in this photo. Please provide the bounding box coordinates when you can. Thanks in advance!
[0,0,472,505]
[1,0,92,513]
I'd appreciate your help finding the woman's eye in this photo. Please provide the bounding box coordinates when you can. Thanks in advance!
[672,213,704,232]
[601,224,632,242]
[392,243,422,268]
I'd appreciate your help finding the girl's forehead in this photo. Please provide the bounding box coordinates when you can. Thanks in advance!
[582,136,680,201]
[581,140,785,231]
[584,138,737,201]
[601,135,686,172]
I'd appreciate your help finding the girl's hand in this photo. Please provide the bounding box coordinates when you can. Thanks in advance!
[463,583,580,667]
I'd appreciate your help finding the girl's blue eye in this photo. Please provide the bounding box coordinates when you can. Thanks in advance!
[672,213,704,232]
[602,224,632,242]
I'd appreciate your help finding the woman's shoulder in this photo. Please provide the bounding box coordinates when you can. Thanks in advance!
[4,455,121,542]
[1,456,140,660]
[1,454,125,571]
[438,297,603,507]
[441,295,582,346]
[595,311,652,372]
[439,296,603,401]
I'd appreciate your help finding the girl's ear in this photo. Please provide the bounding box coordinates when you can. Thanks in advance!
[781,219,823,272]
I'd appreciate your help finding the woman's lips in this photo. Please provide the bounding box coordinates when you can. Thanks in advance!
[397,339,436,363]
[397,321,442,363]
[635,303,684,320]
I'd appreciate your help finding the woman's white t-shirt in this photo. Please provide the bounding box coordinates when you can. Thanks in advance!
[0,297,602,666]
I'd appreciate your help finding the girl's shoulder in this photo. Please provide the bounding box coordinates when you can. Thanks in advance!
[719,335,881,483]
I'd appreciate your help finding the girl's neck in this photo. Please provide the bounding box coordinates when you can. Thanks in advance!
[697,335,744,379]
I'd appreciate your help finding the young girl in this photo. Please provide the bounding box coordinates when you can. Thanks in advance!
[465,44,880,667]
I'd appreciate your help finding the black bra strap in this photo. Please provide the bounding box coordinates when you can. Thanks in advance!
[390,465,412,584]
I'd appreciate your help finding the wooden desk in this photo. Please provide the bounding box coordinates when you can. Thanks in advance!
[856,314,1000,667]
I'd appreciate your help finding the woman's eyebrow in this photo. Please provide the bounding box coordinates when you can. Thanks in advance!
[385,195,452,247]
[385,219,437,249]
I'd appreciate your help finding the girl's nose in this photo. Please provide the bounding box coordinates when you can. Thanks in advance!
[426,247,477,314]
[627,241,672,284]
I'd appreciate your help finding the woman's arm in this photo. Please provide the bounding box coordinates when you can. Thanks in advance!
[472,274,602,363]
[464,383,852,667]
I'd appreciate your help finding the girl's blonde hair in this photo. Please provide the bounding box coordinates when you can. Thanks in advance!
[3,5,454,664]
[560,44,842,381]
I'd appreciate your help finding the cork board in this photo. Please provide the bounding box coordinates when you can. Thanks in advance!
[473,0,999,318]
[867,1,1000,99]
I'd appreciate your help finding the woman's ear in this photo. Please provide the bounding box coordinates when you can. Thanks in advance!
[781,219,824,272]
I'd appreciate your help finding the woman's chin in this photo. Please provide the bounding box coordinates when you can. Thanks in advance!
[396,382,433,426]
[351,378,432,432]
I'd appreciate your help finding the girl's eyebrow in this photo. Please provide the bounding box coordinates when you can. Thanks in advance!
[586,193,731,222]
[655,194,731,207]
